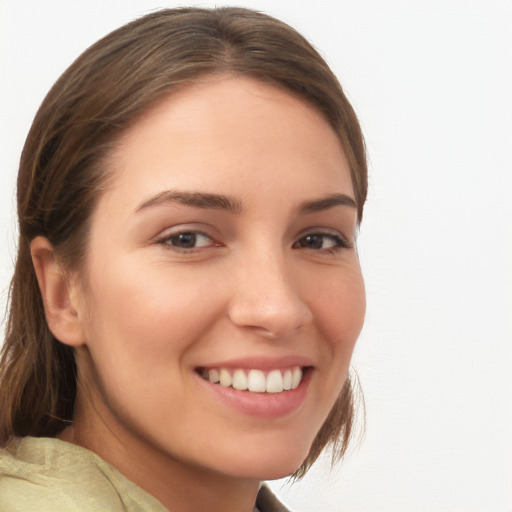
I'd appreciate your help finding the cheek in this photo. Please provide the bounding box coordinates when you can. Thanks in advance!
[311,264,366,351]
[76,258,228,430]
[80,256,225,373]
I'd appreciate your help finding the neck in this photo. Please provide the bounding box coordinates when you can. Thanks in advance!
[58,385,260,512]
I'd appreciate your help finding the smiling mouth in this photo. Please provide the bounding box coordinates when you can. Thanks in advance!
[196,366,308,394]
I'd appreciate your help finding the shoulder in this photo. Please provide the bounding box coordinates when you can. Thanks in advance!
[0,437,167,512]
[256,484,292,512]
[0,438,292,512]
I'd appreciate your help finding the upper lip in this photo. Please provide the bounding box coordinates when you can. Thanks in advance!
[196,355,315,371]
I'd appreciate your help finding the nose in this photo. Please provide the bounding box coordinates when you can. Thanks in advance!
[227,249,313,339]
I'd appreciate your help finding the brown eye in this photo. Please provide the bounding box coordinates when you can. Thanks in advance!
[294,233,347,250]
[165,232,213,249]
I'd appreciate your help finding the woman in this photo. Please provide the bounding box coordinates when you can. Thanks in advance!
[0,7,367,511]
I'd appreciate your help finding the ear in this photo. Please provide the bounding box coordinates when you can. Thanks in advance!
[30,236,86,347]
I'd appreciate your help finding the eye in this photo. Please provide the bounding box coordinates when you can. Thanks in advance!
[293,233,349,251]
[161,231,214,250]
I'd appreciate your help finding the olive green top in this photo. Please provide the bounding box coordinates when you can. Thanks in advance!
[0,437,290,512]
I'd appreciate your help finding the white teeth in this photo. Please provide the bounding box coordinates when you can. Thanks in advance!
[248,369,266,392]
[232,369,248,391]
[291,367,302,390]
[202,366,304,393]
[219,369,232,387]
[208,369,220,383]
[266,369,284,393]
[283,369,292,390]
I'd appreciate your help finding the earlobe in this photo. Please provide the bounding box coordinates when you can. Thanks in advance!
[30,236,85,347]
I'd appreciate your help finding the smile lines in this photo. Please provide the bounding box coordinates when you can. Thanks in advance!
[200,367,304,394]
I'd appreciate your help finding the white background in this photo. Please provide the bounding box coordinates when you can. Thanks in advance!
[1,1,511,511]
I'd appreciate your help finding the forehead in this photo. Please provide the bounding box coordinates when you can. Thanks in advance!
[102,76,353,209]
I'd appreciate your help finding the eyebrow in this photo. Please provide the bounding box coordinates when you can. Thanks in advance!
[135,190,243,214]
[298,193,357,213]
[135,190,356,214]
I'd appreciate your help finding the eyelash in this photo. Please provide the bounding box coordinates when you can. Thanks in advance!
[156,229,351,254]
[157,231,217,251]
[292,232,351,252]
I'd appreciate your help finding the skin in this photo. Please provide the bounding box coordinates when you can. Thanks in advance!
[32,76,365,512]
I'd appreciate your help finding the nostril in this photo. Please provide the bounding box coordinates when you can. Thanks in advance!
[228,298,313,339]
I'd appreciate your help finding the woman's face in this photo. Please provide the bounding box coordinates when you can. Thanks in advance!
[71,76,365,481]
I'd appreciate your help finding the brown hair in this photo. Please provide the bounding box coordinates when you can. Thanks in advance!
[0,7,367,476]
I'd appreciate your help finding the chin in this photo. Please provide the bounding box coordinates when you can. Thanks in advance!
[258,462,306,481]
[213,440,312,481]
[227,461,305,481]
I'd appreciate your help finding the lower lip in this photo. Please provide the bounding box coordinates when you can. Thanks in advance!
[197,370,311,419]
